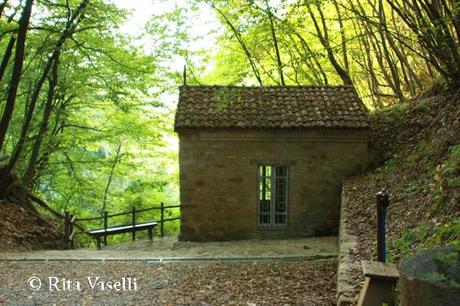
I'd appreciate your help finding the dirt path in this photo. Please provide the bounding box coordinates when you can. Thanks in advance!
[0,260,336,305]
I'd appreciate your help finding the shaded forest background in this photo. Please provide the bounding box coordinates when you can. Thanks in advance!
[0,0,459,242]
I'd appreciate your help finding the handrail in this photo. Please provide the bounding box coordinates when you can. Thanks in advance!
[29,193,180,250]
[73,204,180,221]
[162,217,180,222]
[63,202,180,249]
[74,216,102,221]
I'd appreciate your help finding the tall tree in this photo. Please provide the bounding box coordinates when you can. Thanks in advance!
[6,0,90,173]
[0,0,33,152]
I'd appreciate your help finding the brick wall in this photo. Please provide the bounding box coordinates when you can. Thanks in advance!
[178,129,369,241]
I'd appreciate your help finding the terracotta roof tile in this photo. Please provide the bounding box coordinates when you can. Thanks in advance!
[174,85,369,130]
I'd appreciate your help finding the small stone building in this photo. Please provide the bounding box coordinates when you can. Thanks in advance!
[175,85,369,241]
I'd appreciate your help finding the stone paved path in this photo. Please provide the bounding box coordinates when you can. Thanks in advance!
[0,236,337,261]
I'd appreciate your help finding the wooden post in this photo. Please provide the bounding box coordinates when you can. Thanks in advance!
[132,207,136,241]
[69,214,74,249]
[160,202,164,237]
[103,210,108,245]
[64,211,69,249]
[148,227,153,240]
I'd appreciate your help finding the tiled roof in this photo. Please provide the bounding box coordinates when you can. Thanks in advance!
[174,85,369,131]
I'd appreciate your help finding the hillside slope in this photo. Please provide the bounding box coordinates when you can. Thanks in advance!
[341,87,460,301]
[0,200,64,252]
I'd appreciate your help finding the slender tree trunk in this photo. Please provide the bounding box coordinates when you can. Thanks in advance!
[377,0,403,101]
[101,142,122,212]
[352,0,400,99]
[379,28,404,101]
[266,10,328,85]
[209,1,263,86]
[265,0,285,85]
[0,0,33,152]
[353,16,383,108]
[287,34,323,85]
[390,8,423,92]
[332,0,349,72]
[306,2,354,87]
[295,33,328,85]
[22,55,59,188]
[32,95,75,182]
[0,35,15,83]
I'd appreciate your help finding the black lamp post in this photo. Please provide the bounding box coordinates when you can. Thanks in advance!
[376,188,390,262]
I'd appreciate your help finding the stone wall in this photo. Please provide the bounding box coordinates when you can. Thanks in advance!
[336,187,361,306]
[178,129,369,241]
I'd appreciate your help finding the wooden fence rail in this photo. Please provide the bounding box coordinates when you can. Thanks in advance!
[63,203,180,249]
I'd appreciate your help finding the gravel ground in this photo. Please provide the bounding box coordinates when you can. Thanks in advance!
[0,260,336,305]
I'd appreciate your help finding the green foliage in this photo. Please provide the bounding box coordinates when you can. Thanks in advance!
[193,0,453,106]
[422,271,448,282]
[373,157,398,179]
[2,0,458,250]
[422,247,460,287]
[390,220,460,262]
[0,0,181,244]
[213,87,244,111]
[439,145,460,187]
[390,229,419,260]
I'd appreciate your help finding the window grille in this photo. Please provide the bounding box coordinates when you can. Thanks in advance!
[258,165,288,226]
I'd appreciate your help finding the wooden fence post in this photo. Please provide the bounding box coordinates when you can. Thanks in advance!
[103,210,108,245]
[160,202,164,237]
[64,211,70,249]
[69,214,74,249]
[132,207,136,241]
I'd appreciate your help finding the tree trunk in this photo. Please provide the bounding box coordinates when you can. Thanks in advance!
[0,35,15,83]
[0,0,33,152]
[101,142,122,212]
[332,0,349,72]
[306,2,354,87]
[22,55,59,188]
[265,0,285,85]
[209,1,263,86]
[377,0,405,101]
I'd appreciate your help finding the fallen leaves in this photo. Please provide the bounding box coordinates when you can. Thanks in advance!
[0,200,64,251]
[0,260,337,305]
[342,91,460,300]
